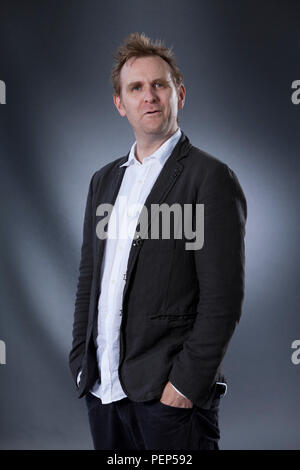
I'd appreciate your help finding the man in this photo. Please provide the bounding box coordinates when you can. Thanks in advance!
[69,32,247,450]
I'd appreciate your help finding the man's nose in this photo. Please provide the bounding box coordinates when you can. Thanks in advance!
[143,85,157,103]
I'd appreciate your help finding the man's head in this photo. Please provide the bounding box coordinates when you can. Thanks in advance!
[111,33,185,140]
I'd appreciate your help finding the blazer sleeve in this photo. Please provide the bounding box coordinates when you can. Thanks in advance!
[169,162,247,407]
[68,172,96,387]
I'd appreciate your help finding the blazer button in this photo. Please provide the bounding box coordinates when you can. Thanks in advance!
[133,236,142,246]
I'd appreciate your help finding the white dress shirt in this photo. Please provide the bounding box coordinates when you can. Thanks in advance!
[77,127,227,402]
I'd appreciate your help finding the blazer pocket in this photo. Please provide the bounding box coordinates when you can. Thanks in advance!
[148,312,198,326]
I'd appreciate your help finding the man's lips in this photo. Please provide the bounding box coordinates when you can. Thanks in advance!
[144,110,161,115]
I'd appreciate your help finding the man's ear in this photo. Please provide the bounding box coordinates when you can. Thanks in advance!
[113,94,126,117]
[177,83,186,110]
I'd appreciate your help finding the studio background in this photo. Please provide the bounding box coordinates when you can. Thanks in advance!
[0,0,299,450]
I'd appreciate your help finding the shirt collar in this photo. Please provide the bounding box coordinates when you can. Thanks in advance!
[119,128,182,168]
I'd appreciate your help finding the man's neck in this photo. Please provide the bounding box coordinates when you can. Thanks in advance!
[134,128,179,163]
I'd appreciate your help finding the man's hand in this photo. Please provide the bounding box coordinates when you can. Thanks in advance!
[160,381,193,408]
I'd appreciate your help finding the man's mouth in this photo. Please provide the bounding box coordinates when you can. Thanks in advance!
[145,110,161,115]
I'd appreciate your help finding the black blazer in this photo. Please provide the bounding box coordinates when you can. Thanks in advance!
[69,131,247,409]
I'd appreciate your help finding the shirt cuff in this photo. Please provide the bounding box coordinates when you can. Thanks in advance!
[77,370,82,387]
[170,382,187,398]
[216,382,227,397]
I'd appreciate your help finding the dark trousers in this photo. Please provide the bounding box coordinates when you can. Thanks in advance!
[84,389,221,450]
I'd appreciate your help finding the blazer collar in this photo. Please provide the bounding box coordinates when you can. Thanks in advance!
[117,130,192,168]
[119,127,182,168]
[107,130,192,220]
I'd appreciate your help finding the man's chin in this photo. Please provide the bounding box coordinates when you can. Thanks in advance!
[141,124,167,135]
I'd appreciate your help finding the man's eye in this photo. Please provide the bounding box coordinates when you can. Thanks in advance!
[132,85,140,91]
[154,83,163,88]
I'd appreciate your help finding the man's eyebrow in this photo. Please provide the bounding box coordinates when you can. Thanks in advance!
[126,81,142,90]
[126,78,170,89]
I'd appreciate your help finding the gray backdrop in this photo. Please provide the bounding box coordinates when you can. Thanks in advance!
[0,0,299,450]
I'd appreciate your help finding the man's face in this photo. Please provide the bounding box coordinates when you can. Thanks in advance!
[113,55,185,139]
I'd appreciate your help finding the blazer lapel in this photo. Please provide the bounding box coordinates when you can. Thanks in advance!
[94,156,128,281]
[122,131,192,303]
